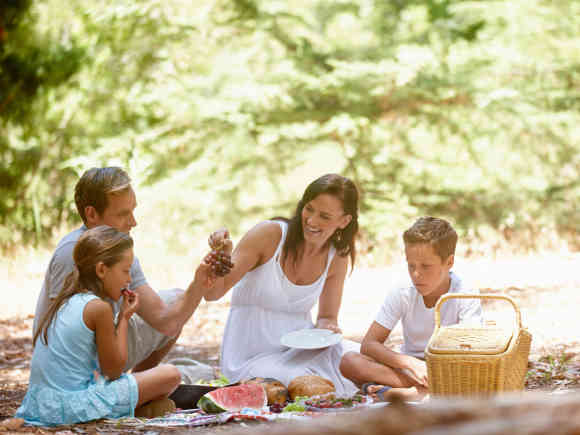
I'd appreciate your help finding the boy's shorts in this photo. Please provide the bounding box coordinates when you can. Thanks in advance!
[122,288,182,372]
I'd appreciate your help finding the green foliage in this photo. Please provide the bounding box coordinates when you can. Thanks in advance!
[1,0,85,244]
[1,0,579,257]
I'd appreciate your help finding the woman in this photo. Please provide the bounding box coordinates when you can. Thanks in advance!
[204,174,360,395]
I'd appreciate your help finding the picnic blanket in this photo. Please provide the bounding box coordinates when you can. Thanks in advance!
[103,402,392,429]
[104,407,319,429]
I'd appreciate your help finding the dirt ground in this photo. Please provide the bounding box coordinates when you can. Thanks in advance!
[2,252,580,433]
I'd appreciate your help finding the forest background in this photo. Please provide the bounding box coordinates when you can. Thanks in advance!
[2,0,580,321]
[1,1,580,423]
[2,0,579,255]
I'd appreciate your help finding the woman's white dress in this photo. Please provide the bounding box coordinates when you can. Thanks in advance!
[220,221,359,395]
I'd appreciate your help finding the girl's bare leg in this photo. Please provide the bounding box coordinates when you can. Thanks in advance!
[132,364,181,407]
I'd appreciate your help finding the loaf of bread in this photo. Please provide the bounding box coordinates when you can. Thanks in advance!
[288,375,335,400]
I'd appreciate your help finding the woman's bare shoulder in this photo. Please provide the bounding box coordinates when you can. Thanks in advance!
[244,220,283,244]
[238,220,285,265]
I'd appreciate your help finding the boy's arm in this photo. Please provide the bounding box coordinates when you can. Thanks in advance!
[361,321,428,387]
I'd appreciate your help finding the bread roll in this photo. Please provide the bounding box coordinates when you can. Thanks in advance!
[288,375,335,400]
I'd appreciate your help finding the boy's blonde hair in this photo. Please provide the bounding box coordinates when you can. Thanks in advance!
[403,216,457,261]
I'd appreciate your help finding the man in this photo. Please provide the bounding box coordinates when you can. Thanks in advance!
[34,167,223,377]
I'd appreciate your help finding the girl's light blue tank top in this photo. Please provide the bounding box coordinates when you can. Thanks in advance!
[30,293,100,391]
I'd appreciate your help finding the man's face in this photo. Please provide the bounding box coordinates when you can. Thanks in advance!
[89,187,137,233]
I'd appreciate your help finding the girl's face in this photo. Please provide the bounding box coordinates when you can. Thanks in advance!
[301,193,352,246]
[97,248,134,301]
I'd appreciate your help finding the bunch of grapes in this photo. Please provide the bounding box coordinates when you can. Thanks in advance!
[207,249,234,277]
[268,402,288,413]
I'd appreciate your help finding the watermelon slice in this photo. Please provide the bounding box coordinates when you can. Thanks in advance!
[197,384,267,414]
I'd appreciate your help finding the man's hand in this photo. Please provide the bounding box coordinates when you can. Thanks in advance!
[195,260,218,289]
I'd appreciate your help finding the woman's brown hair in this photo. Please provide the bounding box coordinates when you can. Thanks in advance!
[274,173,359,269]
[34,226,133,346]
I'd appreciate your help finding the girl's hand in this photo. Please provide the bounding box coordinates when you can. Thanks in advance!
[208,228,233,255]
[315,318,342,334]
[120,288,139,320]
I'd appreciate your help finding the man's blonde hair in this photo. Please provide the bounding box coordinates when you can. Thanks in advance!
[403,216,458,260]
[74,167,131,224]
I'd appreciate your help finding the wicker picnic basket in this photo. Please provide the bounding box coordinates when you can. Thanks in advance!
[425,293,532,396]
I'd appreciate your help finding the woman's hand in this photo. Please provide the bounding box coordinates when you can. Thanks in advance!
[208,228,233,255]
[315,318,342,334]
[120,289,139,320]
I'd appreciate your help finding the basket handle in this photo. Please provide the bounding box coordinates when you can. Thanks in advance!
[433,293,522,330]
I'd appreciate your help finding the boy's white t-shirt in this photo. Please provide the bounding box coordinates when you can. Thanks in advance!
[375,271,482,358]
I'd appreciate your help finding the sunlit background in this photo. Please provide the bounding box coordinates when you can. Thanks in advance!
[1,1,579,357]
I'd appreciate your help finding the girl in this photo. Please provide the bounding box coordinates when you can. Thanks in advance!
[16,226,181,426]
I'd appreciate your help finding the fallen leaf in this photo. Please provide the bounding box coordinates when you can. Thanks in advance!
[0,417,24,430]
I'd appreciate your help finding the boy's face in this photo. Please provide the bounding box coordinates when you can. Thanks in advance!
[405,242,454,298]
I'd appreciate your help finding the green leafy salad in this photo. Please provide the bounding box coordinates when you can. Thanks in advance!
[195,374,230,386]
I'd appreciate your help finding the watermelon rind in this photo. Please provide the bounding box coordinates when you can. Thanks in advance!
[197,395,226,413]
[197,384,267,414]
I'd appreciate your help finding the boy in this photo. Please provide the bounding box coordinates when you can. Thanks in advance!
[340,216,482,401]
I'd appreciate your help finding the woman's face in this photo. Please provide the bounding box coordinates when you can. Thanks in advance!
[301,193,352,246]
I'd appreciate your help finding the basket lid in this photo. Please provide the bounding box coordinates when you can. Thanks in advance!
[428,324,514,355]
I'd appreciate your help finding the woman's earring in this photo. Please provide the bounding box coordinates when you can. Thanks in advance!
[334,229,342,242]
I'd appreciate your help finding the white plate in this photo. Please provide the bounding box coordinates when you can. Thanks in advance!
[280,328,342,349]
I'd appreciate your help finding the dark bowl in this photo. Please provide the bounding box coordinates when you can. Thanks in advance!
[169,383,239,409]
[169,384,218,409]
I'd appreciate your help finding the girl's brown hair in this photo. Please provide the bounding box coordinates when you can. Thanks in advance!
[274,173,359,268]
[34,226,133,345]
